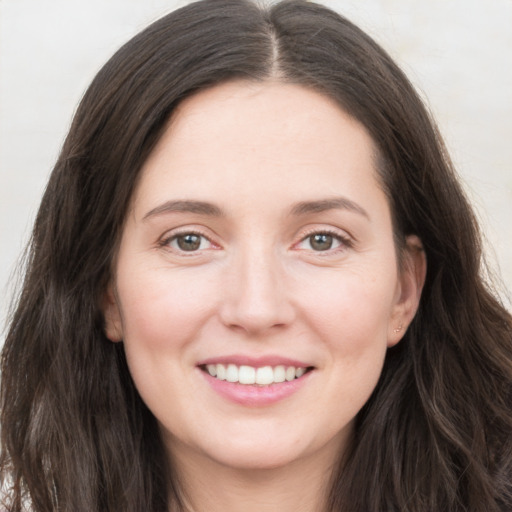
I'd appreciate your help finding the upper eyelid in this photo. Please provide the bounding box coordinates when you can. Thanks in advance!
[159,226,219,249]
[296,225,353,242]
[300,227,345,236]
[160,224,216,240]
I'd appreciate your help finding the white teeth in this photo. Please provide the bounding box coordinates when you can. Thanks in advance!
[295,367,306,378]
[205,363,309,385]
[226,364,238,382]
[239,365,256,384]
[256,366,274,385]
[216,364,226,381]
[274,365,286,383]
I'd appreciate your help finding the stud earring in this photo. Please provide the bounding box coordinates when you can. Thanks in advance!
[393,324,403,334]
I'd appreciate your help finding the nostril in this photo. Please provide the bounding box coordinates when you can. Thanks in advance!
[218,297,295,335]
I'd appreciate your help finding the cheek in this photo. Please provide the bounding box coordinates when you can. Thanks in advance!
[300,267,397,344]
[116,265,219,352]
[302,271,396,420]
[115,267,220,414]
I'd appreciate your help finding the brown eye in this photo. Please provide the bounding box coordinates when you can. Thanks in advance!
[295,231,346,253]
[171,233,207,252]
[178,234,201,251]
[309,233,334,251]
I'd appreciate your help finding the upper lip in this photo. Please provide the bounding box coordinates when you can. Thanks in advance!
[197,354,313,368]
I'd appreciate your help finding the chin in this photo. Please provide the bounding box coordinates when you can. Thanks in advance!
[205,443,308,471]
[192,424,347,473]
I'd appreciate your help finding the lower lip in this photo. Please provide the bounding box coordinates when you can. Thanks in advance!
[200,370,313,407]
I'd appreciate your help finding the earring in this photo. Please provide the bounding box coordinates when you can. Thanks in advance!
[393,324,403,334]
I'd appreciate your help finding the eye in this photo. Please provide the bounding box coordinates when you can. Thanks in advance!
[296,231,348,252]
[167,232,213,252]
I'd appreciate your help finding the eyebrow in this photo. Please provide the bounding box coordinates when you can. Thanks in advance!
[143,200,225,220]
[290,197,370,219]
[142,196,369,221]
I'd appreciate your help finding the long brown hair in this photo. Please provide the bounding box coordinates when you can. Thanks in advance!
[2,0,511,510]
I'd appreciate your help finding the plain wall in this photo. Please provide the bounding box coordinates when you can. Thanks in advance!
[1,0,511,340]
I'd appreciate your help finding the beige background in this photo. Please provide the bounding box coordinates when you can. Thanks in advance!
[1,0,511,340]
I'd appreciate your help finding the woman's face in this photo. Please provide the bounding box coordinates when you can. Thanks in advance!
[104,81,424,472]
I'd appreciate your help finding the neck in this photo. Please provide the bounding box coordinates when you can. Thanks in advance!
[168,443,340,512]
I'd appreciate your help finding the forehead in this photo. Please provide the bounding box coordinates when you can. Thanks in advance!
[166,80,376,159]
[133,80,385,217]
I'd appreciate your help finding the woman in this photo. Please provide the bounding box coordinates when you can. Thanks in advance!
[1,0,511,510]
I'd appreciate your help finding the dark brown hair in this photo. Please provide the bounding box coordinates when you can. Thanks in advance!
[2,0,511,510]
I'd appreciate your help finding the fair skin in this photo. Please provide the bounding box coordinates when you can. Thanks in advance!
[103,81,426,512]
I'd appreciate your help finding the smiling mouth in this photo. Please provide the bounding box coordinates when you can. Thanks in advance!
[200,364,314,386]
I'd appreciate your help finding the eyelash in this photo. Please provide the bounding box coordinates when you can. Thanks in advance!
[158,228,353,255]
[159,229,217,255]
[295,228,353,254]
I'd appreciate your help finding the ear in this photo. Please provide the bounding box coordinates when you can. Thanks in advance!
[388,235,426,347]
[102,283,123,342]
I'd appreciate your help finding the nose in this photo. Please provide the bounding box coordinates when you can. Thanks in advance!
[218,247,295,335]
